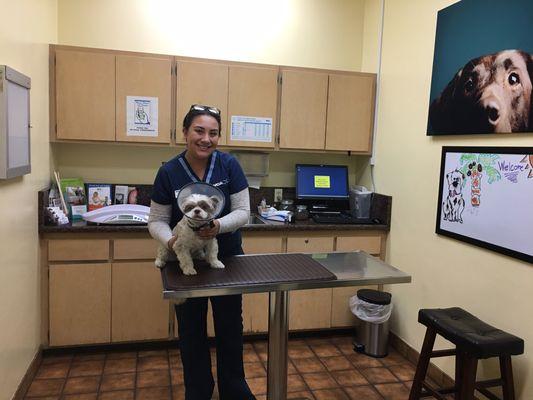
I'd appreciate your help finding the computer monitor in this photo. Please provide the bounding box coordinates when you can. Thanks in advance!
[295,164,350,213]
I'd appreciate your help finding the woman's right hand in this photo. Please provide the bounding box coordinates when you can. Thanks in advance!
[167,236,177,250]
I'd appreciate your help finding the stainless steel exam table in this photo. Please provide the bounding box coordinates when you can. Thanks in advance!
[160,251,411,400]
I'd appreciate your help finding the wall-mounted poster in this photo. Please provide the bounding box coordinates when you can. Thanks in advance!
[436,147,533,263]
[427,0,533,135]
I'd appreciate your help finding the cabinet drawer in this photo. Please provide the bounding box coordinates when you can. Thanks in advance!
[48,239,109,261]
[336,235,381,255]
[114,239,159,260]
[287,236,334,253]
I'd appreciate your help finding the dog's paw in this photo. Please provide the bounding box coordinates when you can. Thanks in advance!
[210,260,225,269]
[154,259,165,269]
[182,266,197,275]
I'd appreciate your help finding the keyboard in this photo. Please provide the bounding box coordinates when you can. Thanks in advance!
[312,214,377,224]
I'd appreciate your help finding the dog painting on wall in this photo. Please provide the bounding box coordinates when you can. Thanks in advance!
[429,50,533,134]
[442,169,466,223]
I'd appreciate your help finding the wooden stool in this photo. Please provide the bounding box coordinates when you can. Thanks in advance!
[409,308,524,400]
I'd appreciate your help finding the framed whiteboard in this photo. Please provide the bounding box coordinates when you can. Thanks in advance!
[436,146,533,263]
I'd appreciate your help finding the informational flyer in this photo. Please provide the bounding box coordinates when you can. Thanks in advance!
[230,116,272,142]
[127,96,158,137]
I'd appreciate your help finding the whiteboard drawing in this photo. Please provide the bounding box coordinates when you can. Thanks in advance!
[436,146,533,264]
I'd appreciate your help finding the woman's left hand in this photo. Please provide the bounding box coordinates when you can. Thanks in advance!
[197,219,220,240]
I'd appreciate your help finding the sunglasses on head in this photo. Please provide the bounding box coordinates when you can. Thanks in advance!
[190,104,221,116]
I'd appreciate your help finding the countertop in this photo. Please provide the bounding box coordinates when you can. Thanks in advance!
[38,189,392,234]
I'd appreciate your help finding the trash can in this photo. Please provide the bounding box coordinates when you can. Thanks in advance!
[350,289,392,357]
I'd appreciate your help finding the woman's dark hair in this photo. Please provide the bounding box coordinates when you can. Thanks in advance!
[182,106,222,134]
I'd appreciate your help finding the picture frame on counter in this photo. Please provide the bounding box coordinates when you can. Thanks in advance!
[436,146,533,264]
[86,183,112,211]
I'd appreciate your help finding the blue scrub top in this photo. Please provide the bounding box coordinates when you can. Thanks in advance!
[151,150,248,257]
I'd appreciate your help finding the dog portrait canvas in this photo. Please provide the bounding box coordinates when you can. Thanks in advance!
[427,0,533,135]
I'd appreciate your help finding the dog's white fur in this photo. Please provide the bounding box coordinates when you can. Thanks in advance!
[155,193,225,275]
[442,170,465,223]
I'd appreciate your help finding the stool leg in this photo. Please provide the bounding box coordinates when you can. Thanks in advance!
[459,354,477,400]
[500,356,515,400]
[455,349,464,400]
[409,328,436,400]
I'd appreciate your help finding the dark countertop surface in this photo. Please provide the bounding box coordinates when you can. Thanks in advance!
[39,189,392,234]
[39,217,389,234]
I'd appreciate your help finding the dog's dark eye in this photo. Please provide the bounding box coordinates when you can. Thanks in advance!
[183,204,195,213]
[464,78,475,92]
[508,72,520,85]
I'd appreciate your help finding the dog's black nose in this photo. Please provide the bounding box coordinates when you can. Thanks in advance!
[194,209,200,214]
[486,106,499,123]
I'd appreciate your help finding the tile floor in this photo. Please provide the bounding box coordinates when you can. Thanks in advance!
[24,335,418,400]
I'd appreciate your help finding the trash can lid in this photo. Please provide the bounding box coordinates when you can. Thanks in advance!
[357,289,391,305]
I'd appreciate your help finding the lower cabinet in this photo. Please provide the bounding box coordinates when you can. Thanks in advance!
[286,235,334,330]
[111,262,169,342]
[45,230,386,346]
[49,263,111,346]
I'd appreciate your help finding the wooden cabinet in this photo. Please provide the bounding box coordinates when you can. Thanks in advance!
[52,45,376,153]
[115,55,172,143]
[241,234,284,334]
[226,65,279,148]
[44,229,387,345]
[111,262,169,342]
[55,49,115,141]
[176,60,229,145]
[49,263,111,346]
[325,73,376,153]
[286,235,334,330]
[279,69,328,150]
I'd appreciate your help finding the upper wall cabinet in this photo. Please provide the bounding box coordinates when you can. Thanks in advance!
[279,69,328,150]
[226,66,278,149]
[55,49,115,141]
[176,60,229,145]
[115,55,172,143]
[325,73,376,153]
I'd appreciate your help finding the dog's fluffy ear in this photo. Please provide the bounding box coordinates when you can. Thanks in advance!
[429,69,462,133]
[429,69,463,133]
[210,196,220,207]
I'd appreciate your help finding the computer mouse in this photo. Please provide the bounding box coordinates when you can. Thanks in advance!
[372,218,381,224]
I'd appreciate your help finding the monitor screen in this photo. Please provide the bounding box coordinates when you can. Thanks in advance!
[296,164,349,199]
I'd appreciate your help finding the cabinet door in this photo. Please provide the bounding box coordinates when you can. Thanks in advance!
[279,69,328,150]
[332,234,381,327]
[286,236,333,330]
[177,60,229,145]
[226,66,278,148]
[112,262,169,342]
[55,50,115,141]
[325,73,376,153]
[241,235,284,333]
[49,263,111,346]
[116,55,172,143]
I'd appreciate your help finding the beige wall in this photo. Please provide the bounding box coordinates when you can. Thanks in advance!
[0,0,57,398]
[54,0,381,187]
[370,0,533,397]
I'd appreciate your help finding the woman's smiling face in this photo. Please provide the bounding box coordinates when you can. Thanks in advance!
[183,115,220,160]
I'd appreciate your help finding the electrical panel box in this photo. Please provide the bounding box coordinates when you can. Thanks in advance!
[0,65,31,179]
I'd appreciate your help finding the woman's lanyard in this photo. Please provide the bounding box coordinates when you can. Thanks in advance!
[178,151,218,184]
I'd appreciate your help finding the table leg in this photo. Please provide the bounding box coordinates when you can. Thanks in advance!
[267,290,289,400]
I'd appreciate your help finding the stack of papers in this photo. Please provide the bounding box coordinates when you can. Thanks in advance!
[259,207,292,222]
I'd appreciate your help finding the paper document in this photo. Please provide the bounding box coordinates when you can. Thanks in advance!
[230,116,272,142]
[127,96,158,137]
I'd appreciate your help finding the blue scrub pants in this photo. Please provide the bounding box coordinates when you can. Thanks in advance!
[175,294,256,400]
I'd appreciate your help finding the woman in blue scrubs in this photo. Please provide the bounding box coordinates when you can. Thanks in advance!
[148,105,255,400]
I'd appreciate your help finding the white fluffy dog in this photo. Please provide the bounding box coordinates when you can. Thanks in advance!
[155,193,225,275]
